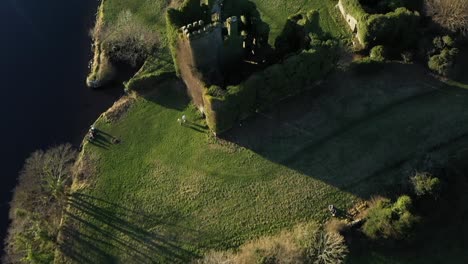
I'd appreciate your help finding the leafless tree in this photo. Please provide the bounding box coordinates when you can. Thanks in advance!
[309,231,349,264]
[91,10,160,67]
[4,144,77,264]
[425,0,468,36]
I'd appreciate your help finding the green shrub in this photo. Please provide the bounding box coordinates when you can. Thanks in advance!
[442,35,455,47]
[411,172,441,197]
[362,196,419,240]
[370,45,386,61]
[342,1,419,49]
[206,85,225,98]
[428,47,459,77]
[275,10,321,56]
[362,8,420,49]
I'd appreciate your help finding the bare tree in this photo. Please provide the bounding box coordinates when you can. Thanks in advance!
[4,144,77,264]
[425,0,468,36]
[91,10,160,67]
[309,231,349,264]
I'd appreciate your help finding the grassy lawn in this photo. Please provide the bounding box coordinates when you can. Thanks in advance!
[251,0,351,43]
[59,63,468,263]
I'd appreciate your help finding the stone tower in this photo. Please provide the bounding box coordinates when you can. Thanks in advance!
[180,20,223,79]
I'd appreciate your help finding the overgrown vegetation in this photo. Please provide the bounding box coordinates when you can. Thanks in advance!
[411,172,441,197]
[341,0,420,50]
[370,45,386,61]
[4,145,77,264]
[94,10,160,67]
[424,0,468,36]
[362,196,419,240]
[198,222,348,264]
[427,35,459,77]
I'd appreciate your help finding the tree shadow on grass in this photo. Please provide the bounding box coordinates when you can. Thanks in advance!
[221,63,468,200]
[59,192,199,263]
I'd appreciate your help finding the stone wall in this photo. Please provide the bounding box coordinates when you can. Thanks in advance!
[337,0,362,44]
[185,22,223,79]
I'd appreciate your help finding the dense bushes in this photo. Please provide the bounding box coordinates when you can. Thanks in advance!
[275,10,321,56]
[360,8,420,49]
[411,172,441,197]
[341,0,420,49]
[427,36,459,77]
[204,44,338,133]
[370,45,386,61]
[362,196,419,240]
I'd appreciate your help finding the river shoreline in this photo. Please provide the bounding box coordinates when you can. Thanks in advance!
[1,0,122,257]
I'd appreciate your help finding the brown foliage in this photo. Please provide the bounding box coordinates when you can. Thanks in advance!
[92,10,160,66]
[425,0,468,35]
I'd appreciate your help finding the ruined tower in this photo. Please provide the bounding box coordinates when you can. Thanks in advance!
[180,20,223,80]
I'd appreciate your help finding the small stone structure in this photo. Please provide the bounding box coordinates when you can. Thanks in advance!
[337,0,362,45]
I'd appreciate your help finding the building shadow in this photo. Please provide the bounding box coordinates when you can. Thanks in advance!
[140,78,191,112]
[221,63,468,200]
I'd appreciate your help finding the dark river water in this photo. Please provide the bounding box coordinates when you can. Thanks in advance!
[0,0,122,251]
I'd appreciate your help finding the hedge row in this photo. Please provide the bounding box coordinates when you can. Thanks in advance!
[204,44,338,133]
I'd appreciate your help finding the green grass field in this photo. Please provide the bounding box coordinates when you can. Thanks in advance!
[70,1,468,263]
[59,63,468,263]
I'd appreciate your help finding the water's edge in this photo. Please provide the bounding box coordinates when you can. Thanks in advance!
[1,0,122,254]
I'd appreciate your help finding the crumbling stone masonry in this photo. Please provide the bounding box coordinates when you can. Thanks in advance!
[337,0,362,45]
[176,0,242,108]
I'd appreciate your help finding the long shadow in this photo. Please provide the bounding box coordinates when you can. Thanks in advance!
[221,63,468,200]
[183,121,208,133]
[141,78,191,112]
[59,193,199,263]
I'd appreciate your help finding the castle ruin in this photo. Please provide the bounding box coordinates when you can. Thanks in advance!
[176,0,243,108]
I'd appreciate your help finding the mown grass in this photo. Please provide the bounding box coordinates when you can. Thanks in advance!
[60,63,468,263]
